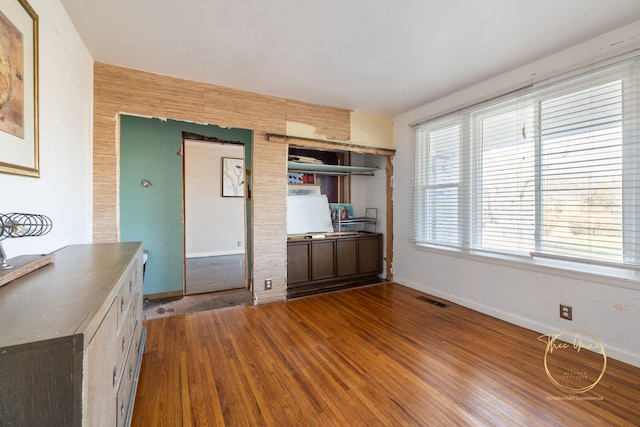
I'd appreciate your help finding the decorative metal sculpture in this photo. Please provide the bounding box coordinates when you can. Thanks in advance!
[0,213,52,269]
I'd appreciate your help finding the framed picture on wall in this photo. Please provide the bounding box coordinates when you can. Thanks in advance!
[0,0,39,177]
[222,157,244,197]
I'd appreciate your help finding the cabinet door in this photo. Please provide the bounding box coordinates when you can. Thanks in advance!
[287,242,311,284]
[311,240,335,280]
[336,239,358,276]
[358,235,382,274]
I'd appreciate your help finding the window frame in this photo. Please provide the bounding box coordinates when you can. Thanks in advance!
[412,56,640,281]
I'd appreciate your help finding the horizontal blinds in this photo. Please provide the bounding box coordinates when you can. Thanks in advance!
[539,77,627,264]
[414,118,462,247]
[413,55,640,268]
[476,101,536,255]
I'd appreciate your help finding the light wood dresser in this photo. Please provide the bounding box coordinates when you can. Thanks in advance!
[0,242,146,426]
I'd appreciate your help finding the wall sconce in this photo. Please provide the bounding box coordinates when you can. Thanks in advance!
[141,179,153,187]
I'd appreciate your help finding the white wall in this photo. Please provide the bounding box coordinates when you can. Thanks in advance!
[1,0,93,258]
[393,20,640,367]
[352,153,388,275]
[184,141,244,257]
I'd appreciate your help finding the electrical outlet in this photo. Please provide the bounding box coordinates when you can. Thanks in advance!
[265,278,272,290]
[560,304,572,320]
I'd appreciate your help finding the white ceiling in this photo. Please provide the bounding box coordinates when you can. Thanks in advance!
[60,0,640,116]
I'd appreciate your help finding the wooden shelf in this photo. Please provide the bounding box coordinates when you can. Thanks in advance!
[267,133,395,157]
[288,161,378,176]
[336,217,377,224]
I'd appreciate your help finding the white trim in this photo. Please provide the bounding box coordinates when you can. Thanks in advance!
[414,243,640,291]
[396,277,640,368]
[186,250,244,258]
[413,55,640,275]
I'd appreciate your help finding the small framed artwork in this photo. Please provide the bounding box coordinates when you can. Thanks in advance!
[222,157,244,197]
[0,0,39,177]
[288,184,321,196]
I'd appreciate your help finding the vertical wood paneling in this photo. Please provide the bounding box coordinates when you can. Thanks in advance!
[93,62,350,303]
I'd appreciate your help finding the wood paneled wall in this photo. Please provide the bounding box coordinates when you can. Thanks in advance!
[93,62,350,304]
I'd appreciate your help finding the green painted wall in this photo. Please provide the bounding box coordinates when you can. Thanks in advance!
[120,115,252,296]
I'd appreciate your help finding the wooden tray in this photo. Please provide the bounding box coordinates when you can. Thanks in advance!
[0,253,55,287]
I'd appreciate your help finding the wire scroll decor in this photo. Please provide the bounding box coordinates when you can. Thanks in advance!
[0,213,52,240]
[0,213,53,269]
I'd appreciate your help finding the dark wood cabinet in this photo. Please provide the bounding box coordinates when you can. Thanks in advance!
[358,234,382,274]
[287,241,311,284]
[311,240,336,280]
[336,239,358,276]
[287,232,382,298]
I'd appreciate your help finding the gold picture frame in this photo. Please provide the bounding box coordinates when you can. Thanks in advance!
[0,0,39,177]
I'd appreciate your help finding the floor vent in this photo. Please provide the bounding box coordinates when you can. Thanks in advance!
[416,296,448,308]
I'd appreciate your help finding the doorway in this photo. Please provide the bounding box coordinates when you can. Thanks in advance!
[183,139,247,295]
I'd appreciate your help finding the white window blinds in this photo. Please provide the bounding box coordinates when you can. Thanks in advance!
[413,56,640,268]
[414,120,461,246]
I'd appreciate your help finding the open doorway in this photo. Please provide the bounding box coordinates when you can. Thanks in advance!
[183,139,247,295]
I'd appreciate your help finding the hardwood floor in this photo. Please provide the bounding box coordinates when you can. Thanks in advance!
[132,283,640,426]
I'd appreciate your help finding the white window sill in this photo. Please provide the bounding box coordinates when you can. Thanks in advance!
[414,243,640,291]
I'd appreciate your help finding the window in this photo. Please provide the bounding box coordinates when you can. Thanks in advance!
[415,121,460,246]
[413,57,640,269]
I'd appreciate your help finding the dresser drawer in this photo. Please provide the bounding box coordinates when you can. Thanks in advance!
[116,364,133,427]
[116,316,135,387]
[117,323,142,427]
[86,299,119,427]
[117,267,135,332]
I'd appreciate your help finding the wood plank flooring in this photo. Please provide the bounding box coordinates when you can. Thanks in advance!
[132,283,640,426]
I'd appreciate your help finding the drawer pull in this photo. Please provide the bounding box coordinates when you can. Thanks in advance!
[120,400,125,417]
[113,366,117,388]
[129,365,133,380]
[120,296,125,312]
[129,278,133,293]
[122,336,126,352]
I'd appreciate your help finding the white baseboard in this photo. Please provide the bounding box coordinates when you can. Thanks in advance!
[186,250,244,259]
[394,278,640,368]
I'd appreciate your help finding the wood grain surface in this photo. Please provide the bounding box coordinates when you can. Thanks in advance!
[0,253,54,287]
[132,283,640,426]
